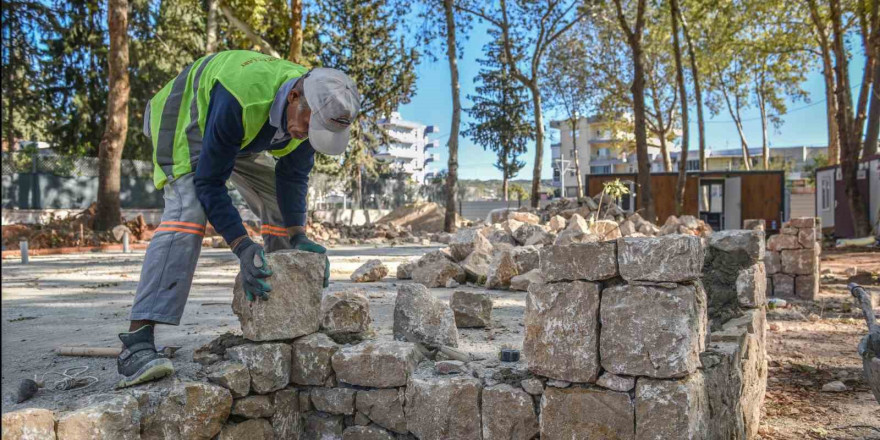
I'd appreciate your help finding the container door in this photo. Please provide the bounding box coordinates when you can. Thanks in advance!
[724,177,742,230]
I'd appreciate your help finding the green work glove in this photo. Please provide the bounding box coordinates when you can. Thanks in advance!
[290,233,330,288]
[233,237,272,301]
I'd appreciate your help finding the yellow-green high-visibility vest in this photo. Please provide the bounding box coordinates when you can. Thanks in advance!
[147,50,309,189]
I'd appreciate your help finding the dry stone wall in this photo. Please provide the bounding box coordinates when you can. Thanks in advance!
[765,217,820,300]
[3,239,769,439]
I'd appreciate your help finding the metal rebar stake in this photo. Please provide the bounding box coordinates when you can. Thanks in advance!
[20,239,29,264]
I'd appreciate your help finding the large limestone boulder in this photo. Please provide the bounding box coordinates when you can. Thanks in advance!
[736,263,767,308]
[553,230,600,246]
[396,260,415,279]
[512,246,541,273]
[231,395,275,418]
[232,250,324,341]
[310,388,357,415]
[460,248,492,283]
[565,214,590,233]
[781,247,817,275]
[206,360,251,398]
[767,234,799,251]
[356,389,407,433]
[510,269,543,292]
[1,408,56,440]
[291,332,339,386]
[450,290,493,328]
[449,228,493,261]
[140,381,233,440]
[617,235,703,282]
[524,281,601,383]
[709,229,764,262]
[481,384,538,440]
[405,375,482,440]
[219,419,274,440]
[56,395,139,440]
[601,283,707,379]
[509,211,541,224]
[635,374,709,440]
[411,250,466,288]
[321,290,372,343]
[547,215,567,232]
[591,219,621,240]
[302,412,344,440]
[513,223,554,246]
[227,343,292,394]
[350,259,389,282]
[540,241,618,282]
[394,284,459,347]
[272,389,303,439]
[331,340,422,388]
[485,249,519,290]
[539,387,634,440]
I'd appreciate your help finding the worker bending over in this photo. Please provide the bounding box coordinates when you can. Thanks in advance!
[117,50,360,388]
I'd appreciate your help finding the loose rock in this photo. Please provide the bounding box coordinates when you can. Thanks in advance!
[350,259,389,282]
[617,235,703,282]
[56,395,140,440]
[481,384,539,440]
[206,361,251,398]
[540,241,618,282]
[450,290,493,328]
[524,281,601,383]
[232,250,324,341]
[291,332,339,386]
[597,372,636,392]
[322,291,372,343]
[449,228,493,261]
[332,341,421,388]
[227,343,292,394]
[1,408,56,440]
[140,381,233,440]
[485,249,519,290]
[510,269,543,292]
[393,283,459,347]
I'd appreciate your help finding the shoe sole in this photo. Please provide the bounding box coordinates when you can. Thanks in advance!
[116,358,174,389]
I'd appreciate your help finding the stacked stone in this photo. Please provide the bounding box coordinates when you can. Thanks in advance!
[765,217,820,300]
[525,235,711,439]
[701,229,769,439]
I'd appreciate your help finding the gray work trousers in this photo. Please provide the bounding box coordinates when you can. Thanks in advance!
[130,153,293,325]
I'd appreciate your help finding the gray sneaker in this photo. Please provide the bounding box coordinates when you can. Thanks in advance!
[116,325,174,388]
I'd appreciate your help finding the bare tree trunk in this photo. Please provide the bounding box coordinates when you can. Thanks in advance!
[614,0,654,221]
[718,78,752,170]
[4,25,15,152]
[95,0,129,231]
[206,0,219,52]
[865,61,880,156]
[828,0,873,236]
[502,172,509,202]
[288,0,303,63]
[530,83,545,208]
[443,0,460,232]
[757,87,770,169]
[678,12,705,171]
[571,118,583,198]
[671,0,689,215]
[821,46,841,163]
[648,85,672,172]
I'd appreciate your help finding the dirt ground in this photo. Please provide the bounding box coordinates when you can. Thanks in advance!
[760,248,880,440]
[1,244,878,438]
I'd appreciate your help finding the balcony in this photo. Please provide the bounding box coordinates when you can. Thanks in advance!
[425,153,439,164]
[375,145,420,161]
[425,139,441,149]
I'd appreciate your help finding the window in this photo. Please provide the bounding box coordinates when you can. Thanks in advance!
[686,159,700,171]
[820,178,831,211]
[590,165,611,174]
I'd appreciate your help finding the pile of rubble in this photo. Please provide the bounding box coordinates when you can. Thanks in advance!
[306,221,432,246]
[2,203,156,250]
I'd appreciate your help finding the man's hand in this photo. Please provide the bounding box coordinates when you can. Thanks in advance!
[290,233,330,288]
[232,237,272,301]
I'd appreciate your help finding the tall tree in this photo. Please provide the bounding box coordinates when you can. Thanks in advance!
[95,0,130,230]
[815,0,877,236]
[442,0,461,232]
[611,0,656,221]
[670,0,689,214]
[466,36,532,201]
[677,1,706,170]
[317,0,419,208]
[543,31,594,198]
[865,51,880,156]
[458,0,588,208]
[288,0,303,62]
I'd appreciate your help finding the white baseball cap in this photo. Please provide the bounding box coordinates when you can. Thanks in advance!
[302,68,361,156]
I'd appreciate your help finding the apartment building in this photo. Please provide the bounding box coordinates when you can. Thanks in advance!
[375,112,440,183]
[550,116,662,197]
[665,145,828,183]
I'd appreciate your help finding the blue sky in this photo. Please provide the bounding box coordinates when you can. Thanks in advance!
[399,21,868,180]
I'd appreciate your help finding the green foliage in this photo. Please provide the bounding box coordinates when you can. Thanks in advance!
[464,34,532,191]
[802,153,830,186]
[508,183,528,202]
[314,0,419,206]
